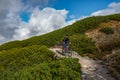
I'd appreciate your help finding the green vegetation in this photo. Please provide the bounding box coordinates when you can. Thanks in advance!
[1,14,120,51]
[11,58,80,80]
[70,34,95,54]
[99,27,114,34]
[104,50,120,80]
[0,13,120,79]
[0,45,81,80]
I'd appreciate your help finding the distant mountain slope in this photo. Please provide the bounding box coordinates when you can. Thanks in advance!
[0,14,120,52]
[86,20,120,52]
[0,13,120,79]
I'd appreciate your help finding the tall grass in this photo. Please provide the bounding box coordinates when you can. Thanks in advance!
[99,27,114,34]
[0,45,81,80]
[70,34,95,54]
[0,14,120,51]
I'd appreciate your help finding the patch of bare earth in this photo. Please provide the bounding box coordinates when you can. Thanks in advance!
[50,47,115,80]
[86,20,120,52]
[85,20,120,79]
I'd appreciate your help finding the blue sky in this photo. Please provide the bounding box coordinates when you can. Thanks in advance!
[0,0,120,44]
[20,0,120,22]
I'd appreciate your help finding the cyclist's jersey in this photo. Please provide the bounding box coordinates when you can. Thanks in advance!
[63,38,69,45]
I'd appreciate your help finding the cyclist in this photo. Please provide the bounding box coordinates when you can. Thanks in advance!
[62,36,69,54]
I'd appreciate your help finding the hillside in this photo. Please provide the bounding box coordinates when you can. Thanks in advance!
[0,14,120,79]
[0,45,81,80]
[85,20,120,79]
[1,14,120,52]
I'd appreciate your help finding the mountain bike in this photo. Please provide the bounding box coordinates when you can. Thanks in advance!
[62,46,72,57]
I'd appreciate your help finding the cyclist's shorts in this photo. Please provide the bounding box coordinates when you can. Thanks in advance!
[63,44,68,48]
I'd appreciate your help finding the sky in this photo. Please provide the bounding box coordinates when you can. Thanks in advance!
[0,0,120,44]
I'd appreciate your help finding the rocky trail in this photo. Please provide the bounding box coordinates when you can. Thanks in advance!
[50,47,116,80]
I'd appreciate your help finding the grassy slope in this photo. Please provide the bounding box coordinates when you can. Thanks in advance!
[1,14,120,53]
[0,14,120,79]
[0,45,81,80]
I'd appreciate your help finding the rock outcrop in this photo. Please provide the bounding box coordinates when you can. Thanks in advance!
[86,20,120,52]
[85,20,120,79]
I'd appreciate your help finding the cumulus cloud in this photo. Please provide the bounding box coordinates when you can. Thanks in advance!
[0,0,71,44]
[21,0,54,13]
[0,35,5,43]
[13,7,69,40]
[1,1,120,44]
[91,2,120,16]
[24,0,51,7]
[69,15,75,19]
[0,0,22,44]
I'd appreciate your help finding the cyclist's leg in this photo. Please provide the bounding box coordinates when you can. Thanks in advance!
[64,45,69,56]
[62,44,66,55]
[67,46,72,57]
[62,46,64,53]
[64,44,68,56]
[66,45,70,53]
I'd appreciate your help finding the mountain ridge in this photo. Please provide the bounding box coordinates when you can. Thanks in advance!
[1,13,120,51]
[0,13,120,79]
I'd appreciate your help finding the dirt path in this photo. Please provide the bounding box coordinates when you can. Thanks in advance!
[50,47,116,80]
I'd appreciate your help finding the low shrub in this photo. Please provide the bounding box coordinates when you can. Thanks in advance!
[99,27,114,34]
[70,34,95,54]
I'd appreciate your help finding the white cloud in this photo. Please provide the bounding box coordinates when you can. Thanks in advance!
[0,0,70,44]
[21,0,54,13]
[91,2,120,16]
[0,0,22,44]
[0,35,5,41]
[1,1,120,44]
[13,7,69,40]
[69,15,75,19]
